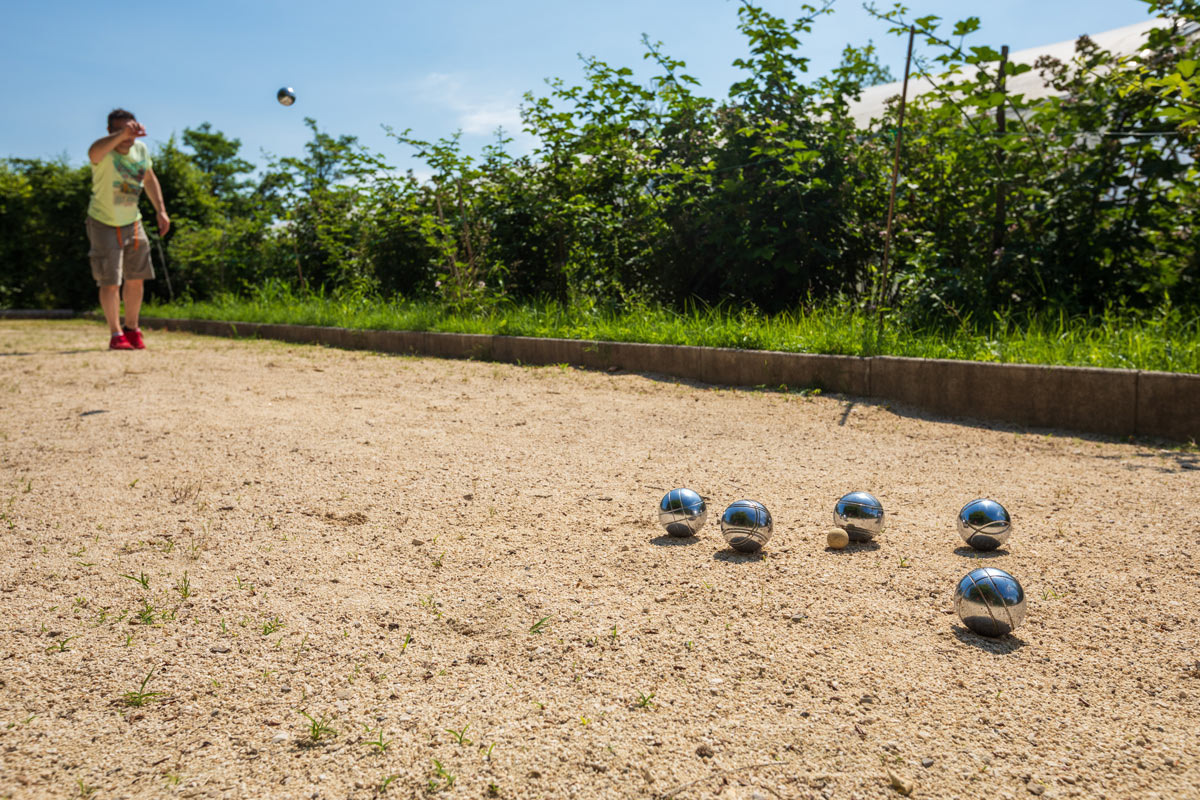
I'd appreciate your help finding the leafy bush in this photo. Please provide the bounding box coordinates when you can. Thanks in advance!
[2,0,1196,334]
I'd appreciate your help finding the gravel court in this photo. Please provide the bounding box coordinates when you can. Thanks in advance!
[0,319,1197,800]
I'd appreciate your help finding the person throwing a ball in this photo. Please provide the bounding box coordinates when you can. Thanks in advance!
[86,109,170,350]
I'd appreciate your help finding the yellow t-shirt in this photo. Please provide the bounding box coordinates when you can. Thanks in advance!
[87,140,152,227]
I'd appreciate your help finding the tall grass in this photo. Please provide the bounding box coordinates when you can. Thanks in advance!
[145,283,1200,374]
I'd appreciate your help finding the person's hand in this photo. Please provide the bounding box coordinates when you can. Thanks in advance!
[157,209,171,236]
[121,119,147,142]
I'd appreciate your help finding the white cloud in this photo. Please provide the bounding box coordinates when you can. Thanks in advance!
[414,72,536,150]
[460,106,523,136]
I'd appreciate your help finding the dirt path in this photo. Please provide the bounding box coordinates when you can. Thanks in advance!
[1,319,1197,800]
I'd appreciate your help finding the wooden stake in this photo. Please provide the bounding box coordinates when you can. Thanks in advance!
[877,25,916,339]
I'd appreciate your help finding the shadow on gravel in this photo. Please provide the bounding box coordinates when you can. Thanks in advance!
[953,546,1011,559]
[823,540,881,554]
[1,349,97,357]
[712,549,767,564]
[952,625,1027,654]
[650,534,702,547]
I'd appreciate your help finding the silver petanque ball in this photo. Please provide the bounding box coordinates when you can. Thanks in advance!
[833,491,885,542]
[720,500,773,553]
[657,488,707,537]
[954,567,1027,637]
[277,86,296,106]
[957,498,1012,551]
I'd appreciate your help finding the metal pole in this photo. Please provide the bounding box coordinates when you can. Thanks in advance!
[992,44,1010,255]
[154,234,174,302]
[877,25,916,339]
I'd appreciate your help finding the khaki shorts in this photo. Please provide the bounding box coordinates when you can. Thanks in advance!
[86,216,155,287]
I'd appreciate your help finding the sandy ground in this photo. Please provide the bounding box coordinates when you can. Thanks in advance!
[0,318,1198,800]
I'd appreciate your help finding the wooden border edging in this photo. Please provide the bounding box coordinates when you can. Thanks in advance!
[869,357,1140,438]
[0,309,77,320]
[9,312,1194,442]
[1136,370,1200,442]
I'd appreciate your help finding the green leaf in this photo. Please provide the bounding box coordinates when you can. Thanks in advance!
[952,17,980,37]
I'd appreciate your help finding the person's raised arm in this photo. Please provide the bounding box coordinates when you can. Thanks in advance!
[143,168,170,235]
[87,119,145,164]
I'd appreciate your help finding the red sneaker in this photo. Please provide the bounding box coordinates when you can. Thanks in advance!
[123,327,145,349]
[109,333,134,351]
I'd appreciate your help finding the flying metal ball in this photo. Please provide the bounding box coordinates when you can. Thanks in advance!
[833,491,885,541]
[719,500,773,553]
[953,567,1027,637]
[657,488,707,537]
[957,498,1012,551]
[277,87,296,106]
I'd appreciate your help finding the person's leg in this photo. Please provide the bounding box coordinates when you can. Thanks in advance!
[102,282,132,349]
[87,217,124,336]
[121,223,155,349]
[99,285,122,334]
[123,279,144,329]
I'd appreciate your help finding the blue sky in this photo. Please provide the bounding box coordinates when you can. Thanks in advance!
[2,0,1156,175]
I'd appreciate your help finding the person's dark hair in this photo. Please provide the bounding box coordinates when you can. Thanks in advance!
[107,108,136,133]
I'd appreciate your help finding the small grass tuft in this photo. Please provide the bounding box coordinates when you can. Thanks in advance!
[427,759,456,793]
[169,481,202,505]
[445,723,472,745]
[122,667,164,707]
[367,728,392,753]
[135,600,160,626]
[45,635,78,653]
[120,571,150,590]
[299,711,337,744]
[174,571,192,600]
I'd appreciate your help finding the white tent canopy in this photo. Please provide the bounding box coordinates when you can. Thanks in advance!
[845,18,1166,127]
